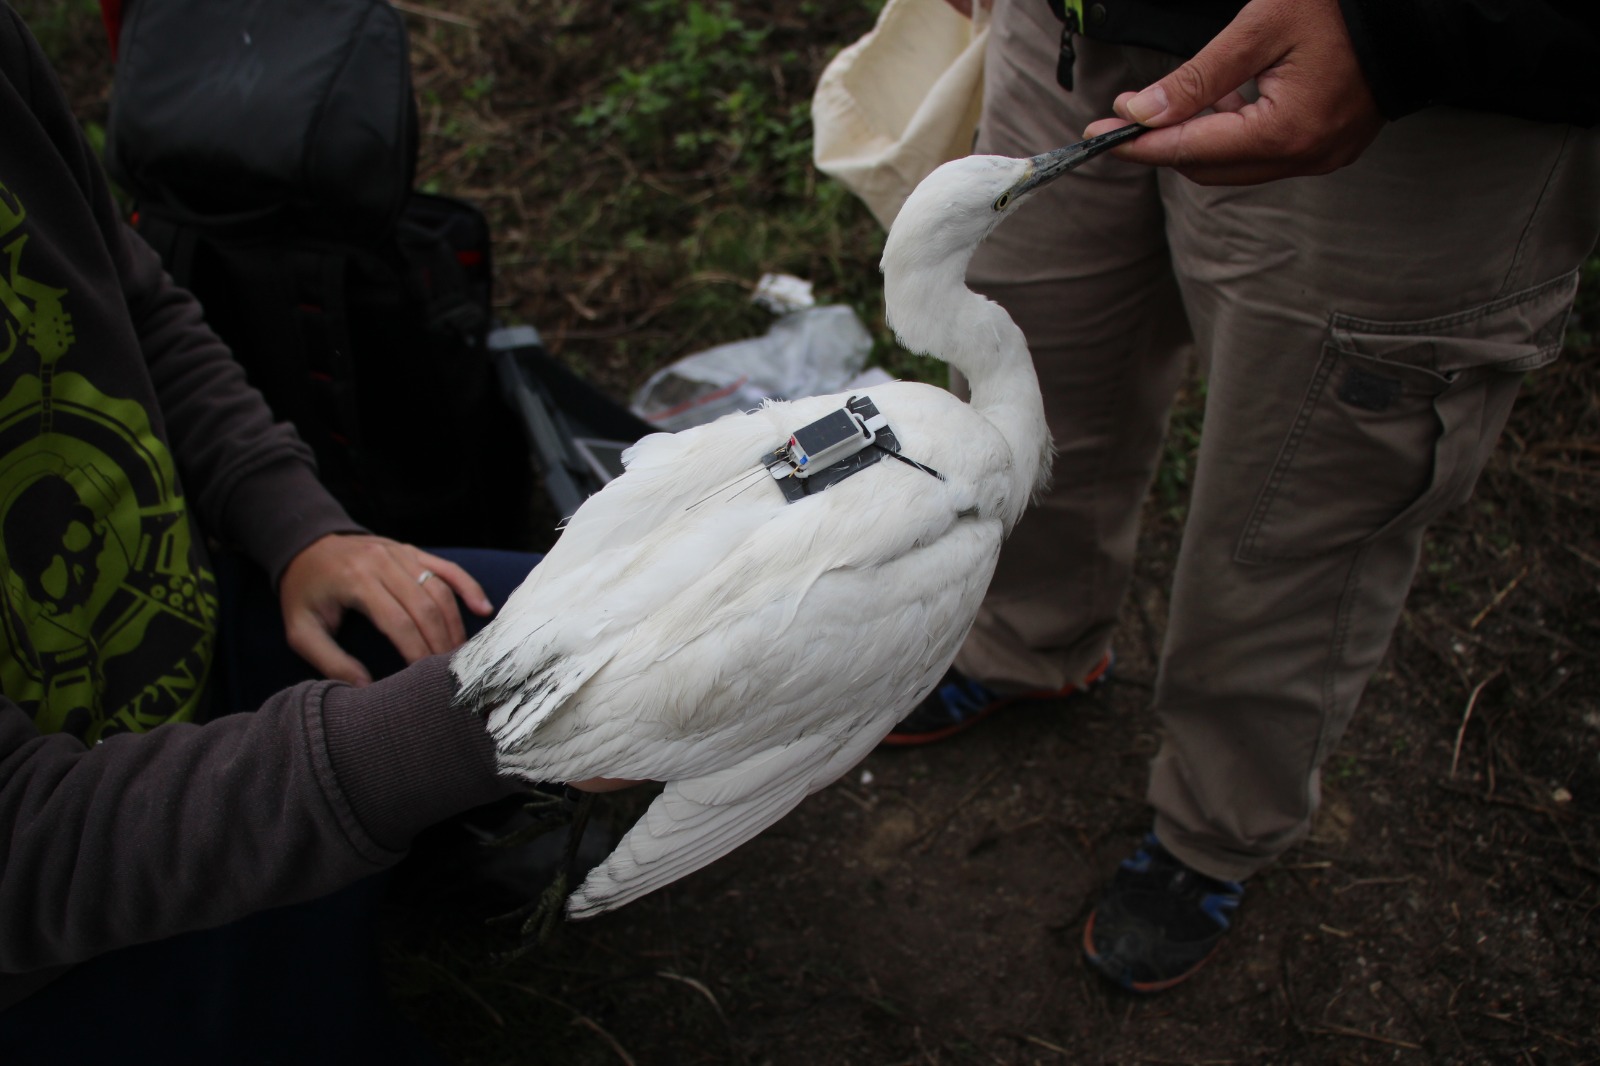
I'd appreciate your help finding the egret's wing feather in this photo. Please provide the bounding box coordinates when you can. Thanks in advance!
[566,777,804,919]
[549,406,794,561]
[567,740,823,918]
[452,155,1058,926]
[458,385,1020,915]
[633,451,972,668]
[463,432,977,754]
[496,512,1002,789]
[567,722,886,918]
[454,404,818,716]
[549,522,1002,920]
[456,381,988,717]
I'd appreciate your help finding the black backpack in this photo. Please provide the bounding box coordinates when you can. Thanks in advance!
[104,0,534,549]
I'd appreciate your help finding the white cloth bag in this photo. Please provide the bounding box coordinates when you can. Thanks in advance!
[812,0,989,229]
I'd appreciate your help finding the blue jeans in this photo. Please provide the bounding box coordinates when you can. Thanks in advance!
[0,547,540,1065]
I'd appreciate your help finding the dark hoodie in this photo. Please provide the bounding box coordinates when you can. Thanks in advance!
[0,3,513,1009]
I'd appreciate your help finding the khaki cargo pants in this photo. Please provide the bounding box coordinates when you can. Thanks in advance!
[958,0,1600,880]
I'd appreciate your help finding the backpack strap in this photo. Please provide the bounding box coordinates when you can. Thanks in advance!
[395,211,488,345]
[133,206,369,505]
[131,209,200,291]
[286,247,366,479]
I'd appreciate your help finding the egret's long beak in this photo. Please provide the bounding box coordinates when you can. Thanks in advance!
[1009,123,1148,200]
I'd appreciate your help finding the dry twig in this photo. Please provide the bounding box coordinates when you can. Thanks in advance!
[1306,1023,1422,1051]
[1469,565,1528,629]
[910,763,1007,853]
[391,0,479,28]
[501,981,637,1066]
[1449,669,1502,778]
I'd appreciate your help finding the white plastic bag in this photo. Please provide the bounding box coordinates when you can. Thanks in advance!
[631,305,876,432]
[812,0,988,229]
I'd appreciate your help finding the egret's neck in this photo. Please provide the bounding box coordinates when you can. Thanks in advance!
[884,256,1051,519]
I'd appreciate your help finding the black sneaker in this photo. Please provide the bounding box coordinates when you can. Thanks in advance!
[1082,834,1244,993]
[881,651,1112,746]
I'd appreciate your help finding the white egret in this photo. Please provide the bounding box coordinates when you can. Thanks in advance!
[451,125,1145,920]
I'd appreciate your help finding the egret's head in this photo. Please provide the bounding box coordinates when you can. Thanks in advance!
[881,126,1145,281]
[882,155,1040,273]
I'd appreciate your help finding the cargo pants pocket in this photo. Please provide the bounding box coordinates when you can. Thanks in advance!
[1236,271,1576,564]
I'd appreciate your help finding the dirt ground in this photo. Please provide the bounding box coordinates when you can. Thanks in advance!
[387,358,1599,1066]
[39,2,1600,1062]
[383,355,1600,1066]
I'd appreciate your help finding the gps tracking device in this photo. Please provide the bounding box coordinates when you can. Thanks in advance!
[762,396,941,503]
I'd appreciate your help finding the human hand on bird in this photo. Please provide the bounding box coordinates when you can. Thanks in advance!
[280,533,493,686]
[1081,0,1383,185]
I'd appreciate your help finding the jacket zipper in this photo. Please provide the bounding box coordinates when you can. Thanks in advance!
[1057,0,1084,90]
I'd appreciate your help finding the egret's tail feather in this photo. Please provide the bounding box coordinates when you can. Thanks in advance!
[564,775,809,919]
[454,639,616,762]
[563,729,875,919]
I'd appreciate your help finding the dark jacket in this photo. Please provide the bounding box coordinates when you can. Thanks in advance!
[0,3,513,1009]
[1047,0,1600,127]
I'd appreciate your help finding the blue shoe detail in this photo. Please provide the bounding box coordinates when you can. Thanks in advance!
[1083,834,1245,993]
[1200,890,1242,931]
[937,676,998,722]
[882,651,1114,746]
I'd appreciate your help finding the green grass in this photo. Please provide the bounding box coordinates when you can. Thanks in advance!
[12,0,101,59]
[399,0,917,393]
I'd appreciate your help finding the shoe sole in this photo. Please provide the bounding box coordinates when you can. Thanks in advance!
[879,652,1113,747]
[1080,910,1222,994]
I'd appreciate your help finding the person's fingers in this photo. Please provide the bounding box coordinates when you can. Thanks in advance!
[1113,91,1225,124]
[413,551,493,617]
[383,559,462,657]
[1088,101,1354,185]
[285,613,372,686]
[1117,10,1278,127]
[1212,89,1251,113]
[1085,0,1382,184]
[393,550,493,652]
[361,582,437,662]
[280,535,500,673]
[1083,114,1138,140]
[408,564,466,649]
[1087,108,1265,176]
[353,545,465,657]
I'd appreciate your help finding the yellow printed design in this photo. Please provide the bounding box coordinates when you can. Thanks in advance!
[0,178,217,740]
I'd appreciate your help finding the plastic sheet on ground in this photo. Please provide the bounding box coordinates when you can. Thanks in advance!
[631,302,884,432]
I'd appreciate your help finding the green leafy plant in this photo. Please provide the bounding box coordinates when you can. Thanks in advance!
[574,1,793,172]
[1156,379,1206,522]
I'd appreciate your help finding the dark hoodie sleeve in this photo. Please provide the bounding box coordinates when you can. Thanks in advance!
[0,655,516,1004]
[0,1,520,1011]
[1338,0,1600,125]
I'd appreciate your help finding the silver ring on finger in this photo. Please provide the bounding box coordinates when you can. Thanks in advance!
[416,569,435,587]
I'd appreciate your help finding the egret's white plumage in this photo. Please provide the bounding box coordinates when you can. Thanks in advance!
[452,148,1081,919]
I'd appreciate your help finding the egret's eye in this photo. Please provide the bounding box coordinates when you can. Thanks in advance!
[992,191,1012,211]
